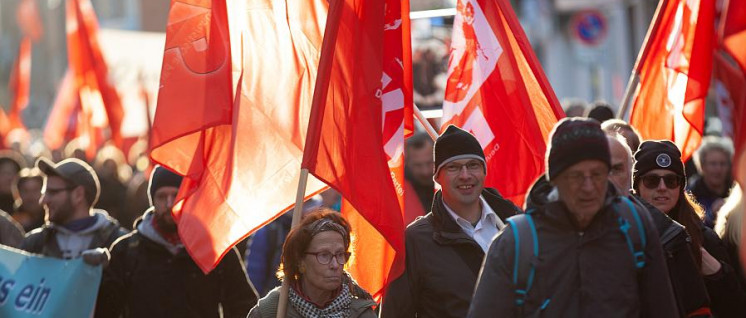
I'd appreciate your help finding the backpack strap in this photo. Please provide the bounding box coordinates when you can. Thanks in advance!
[611,196,647,269]
[506,212,539,307]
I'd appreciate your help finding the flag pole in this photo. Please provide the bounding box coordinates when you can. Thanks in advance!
[277,0,345,314]
[413,104,439,140]
[276,168,310,317]
[616,0,669,120]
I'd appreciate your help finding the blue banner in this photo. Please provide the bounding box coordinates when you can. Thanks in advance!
[0,245,102,317]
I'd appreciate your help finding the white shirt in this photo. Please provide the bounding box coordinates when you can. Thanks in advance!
[444,196,505,252]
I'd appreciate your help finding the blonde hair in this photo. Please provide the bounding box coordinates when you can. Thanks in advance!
[716,183,743,245]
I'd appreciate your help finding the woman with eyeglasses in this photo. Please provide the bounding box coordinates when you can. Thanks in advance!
[248,208,376,318]
[633,140,746,317]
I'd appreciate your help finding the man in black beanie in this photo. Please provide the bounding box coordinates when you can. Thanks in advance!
[96,166,258,317]
[470,118,678,317]
[382,125,520,318]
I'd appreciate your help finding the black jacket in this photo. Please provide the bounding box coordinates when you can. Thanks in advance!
[95,213,258,318]
[469,177,678,317]
[634,195,710,316]
[381,188,520,318]
[700,224,746,317]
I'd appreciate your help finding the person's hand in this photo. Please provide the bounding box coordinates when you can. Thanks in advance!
[701,247,722,276]
[81,248,110,267]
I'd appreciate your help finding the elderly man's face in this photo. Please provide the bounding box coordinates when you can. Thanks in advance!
[553,160,609,228]
[701,149,731,190]
[608,137,632,192]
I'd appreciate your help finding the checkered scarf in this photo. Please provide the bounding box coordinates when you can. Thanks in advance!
[288,282,352,318]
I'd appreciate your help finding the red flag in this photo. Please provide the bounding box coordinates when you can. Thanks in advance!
[719,0,746,73]
[150,0,328,273]
[66,0,124,158]
[16,0,43,41]
[441,0,564,207]
[44,70,81,151]
[626,0,715,161]
[8,38,31,134]
[713,52,746,185]
[301,0,408,301]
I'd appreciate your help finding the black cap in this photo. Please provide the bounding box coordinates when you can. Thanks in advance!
[36,157,100,206]
[633,140,685,189]
[546,117,610,181]
[434,125,486,176]
[148,166,183,205]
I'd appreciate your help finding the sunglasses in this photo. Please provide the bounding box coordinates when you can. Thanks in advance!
[640,174,683,189]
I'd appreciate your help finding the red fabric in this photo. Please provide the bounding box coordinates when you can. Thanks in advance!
[301,0,408,302]
[713,53,746,186]
[628,0,715,162]
[150,0,328,273]
[16,0,43,41]
[441,0,564,207]
[720,0,746,73]
[66,0,124,158]
[7,37,31,133]
[43,70,81,152]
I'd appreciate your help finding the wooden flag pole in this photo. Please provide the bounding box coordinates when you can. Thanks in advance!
[276,168,310,317]
[616,0,669,120]
[413,104,439,140]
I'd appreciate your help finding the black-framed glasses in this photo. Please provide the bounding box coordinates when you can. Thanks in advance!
[305,251,351,265]
[443,160,484,175]
[641,174,683,189]
[43,186,76,196]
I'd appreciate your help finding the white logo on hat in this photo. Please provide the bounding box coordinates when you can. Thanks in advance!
[656,154,672,168]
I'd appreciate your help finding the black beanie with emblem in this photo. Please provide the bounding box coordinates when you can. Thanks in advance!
[633,140,685,189]
[434,125,486,176]
[148,166,183,205]
[546,117,610,181]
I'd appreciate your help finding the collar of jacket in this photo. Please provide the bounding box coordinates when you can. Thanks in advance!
[429,188,518,246]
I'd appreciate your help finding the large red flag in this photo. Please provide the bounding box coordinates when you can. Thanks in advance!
[719,0,746,73]
[66,0,124,158]
[7,38,31,134]
[441,0,564,207]
[301,0,408,301]
[626,0,715,161]
[150,0,328,273]
[712,52,746,184]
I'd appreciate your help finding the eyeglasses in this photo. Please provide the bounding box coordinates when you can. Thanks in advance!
[443,161,483,175]
[641,174,683,189]
[562,170,609,186]
[43,186,76,196]
[305,251,351,265]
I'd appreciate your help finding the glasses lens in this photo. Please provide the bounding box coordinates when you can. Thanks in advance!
[641,175,680,189]
[662,175,680,189]
[317,252,332,265]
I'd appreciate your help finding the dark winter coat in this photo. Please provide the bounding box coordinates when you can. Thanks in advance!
[469,177,678,317]
[700,224,746,317]
[21,210,127,258]
[381,188,520,318]
[95,211,258,318]
[634,195,710,316]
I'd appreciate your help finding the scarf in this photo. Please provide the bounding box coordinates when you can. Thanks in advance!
[289,281,352,318]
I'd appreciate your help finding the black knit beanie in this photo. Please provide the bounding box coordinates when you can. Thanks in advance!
[546,117,610,181]
[148,166,183,205]
[434,125,486,176]
[632,140,685,189]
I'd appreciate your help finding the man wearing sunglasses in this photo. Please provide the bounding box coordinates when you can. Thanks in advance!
[382,125,520,318]
[21,158,127,265]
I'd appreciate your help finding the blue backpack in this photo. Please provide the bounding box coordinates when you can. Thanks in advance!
[507,196,647,311]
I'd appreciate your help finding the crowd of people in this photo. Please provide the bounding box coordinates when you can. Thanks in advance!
[0,99,743,317]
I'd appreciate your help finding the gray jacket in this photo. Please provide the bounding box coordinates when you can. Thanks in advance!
[468,177,679,317]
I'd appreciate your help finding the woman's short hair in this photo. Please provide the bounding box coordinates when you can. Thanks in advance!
[278,208,351,285]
